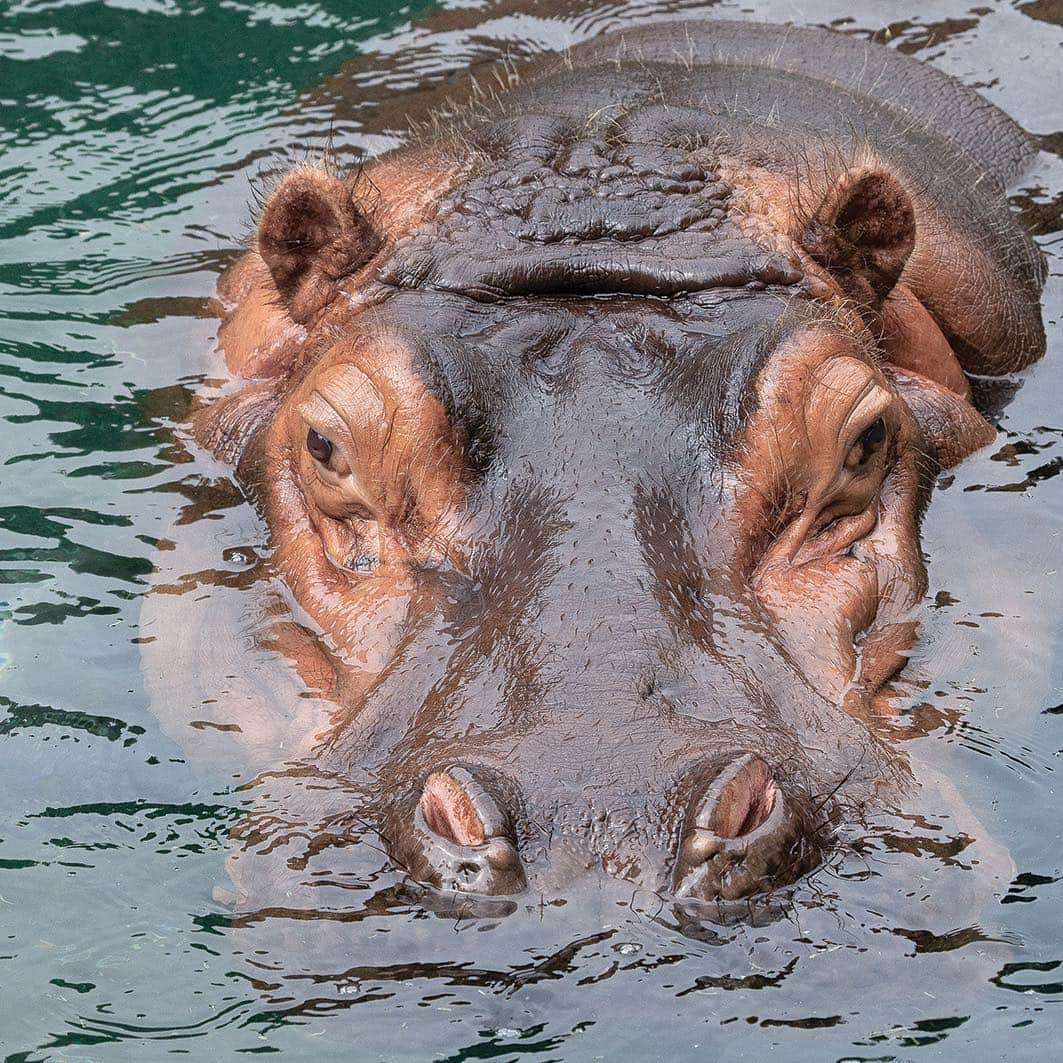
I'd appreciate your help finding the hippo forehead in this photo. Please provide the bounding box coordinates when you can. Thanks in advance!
[380,106,804,298]
[351,287,820,476]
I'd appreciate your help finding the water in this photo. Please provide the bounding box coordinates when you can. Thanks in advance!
[1,1,1060,1059]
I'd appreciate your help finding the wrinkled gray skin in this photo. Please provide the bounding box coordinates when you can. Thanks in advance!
[171,20,1045,919]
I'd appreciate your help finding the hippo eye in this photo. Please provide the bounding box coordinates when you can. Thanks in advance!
[306,427,333,465]
[347,553,377,573]
[845,416,887,471]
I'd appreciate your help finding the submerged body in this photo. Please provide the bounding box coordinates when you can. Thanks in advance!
[146,21,1045,912]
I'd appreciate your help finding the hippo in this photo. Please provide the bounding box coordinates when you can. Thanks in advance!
[144,20,1045,918]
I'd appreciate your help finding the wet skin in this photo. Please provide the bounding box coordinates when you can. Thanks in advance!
[148,21,1046,913]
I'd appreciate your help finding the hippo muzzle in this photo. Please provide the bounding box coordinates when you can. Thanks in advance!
[386,751,818,911]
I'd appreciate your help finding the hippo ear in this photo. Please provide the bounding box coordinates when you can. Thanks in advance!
[256,166,380,324]
[800,169,916,306]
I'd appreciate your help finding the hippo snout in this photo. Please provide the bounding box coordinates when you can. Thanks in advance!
[384,754,820,912]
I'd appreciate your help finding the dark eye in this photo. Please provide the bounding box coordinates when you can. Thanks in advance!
[845,416,887,471]
[347,553,377,573]
[306,427,333,465]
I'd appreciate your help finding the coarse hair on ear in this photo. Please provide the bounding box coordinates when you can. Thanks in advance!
[256,164,381,324]
[799,166,916,307]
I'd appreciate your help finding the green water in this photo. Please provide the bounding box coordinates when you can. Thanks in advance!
[1,1,1061,1060]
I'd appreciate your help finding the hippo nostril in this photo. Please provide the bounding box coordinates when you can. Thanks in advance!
[706,754,778,839]
[421,770,487,846]
[673,753,816,906]
[397,764,526,900]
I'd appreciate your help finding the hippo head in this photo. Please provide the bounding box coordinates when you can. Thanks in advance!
[193,96,1034,915]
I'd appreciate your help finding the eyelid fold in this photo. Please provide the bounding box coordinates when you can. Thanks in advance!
[758,375,896,569]
[800,394,892,553]
[295,413,380,521]
[837,381,893,457]
[297,391,353,448]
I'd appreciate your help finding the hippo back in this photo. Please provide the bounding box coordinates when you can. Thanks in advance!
[555,20,1034,187]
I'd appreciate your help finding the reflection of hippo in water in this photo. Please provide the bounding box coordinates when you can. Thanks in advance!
[145,20,1045,914]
